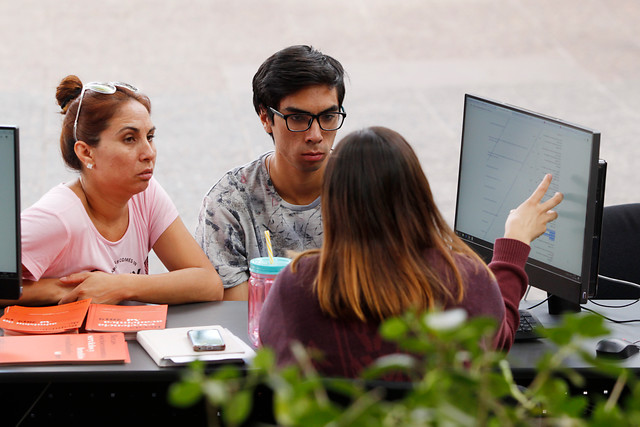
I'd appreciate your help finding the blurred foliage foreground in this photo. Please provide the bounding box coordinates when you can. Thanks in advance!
[169,309,640,426]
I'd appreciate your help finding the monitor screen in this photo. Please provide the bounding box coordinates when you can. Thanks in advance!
[454,95,602,307]
[0,125,22,300]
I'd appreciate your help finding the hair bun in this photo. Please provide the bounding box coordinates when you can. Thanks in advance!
[56,75,83,113]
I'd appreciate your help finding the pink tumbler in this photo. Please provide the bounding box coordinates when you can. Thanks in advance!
[248,257,291,347]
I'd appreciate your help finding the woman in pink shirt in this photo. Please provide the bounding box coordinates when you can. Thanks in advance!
[5,76,223,306]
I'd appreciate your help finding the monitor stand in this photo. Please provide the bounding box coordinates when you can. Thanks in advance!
[547,293,581,315]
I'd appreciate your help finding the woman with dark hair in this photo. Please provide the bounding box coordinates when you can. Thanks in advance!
[4,75,223,306]
[259,126,563,378]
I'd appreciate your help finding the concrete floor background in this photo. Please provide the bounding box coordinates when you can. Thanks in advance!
[2,0,640,281]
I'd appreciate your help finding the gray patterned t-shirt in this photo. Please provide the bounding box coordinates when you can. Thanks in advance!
[195,151,323,288]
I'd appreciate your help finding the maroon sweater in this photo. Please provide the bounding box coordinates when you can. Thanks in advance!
[259,238,530,378]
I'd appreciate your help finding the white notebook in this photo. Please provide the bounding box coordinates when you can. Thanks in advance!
[136,325,255,367]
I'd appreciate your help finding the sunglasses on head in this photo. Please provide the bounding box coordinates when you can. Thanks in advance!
[73,81,138,142]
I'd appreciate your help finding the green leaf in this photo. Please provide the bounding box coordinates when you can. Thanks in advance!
[591,401,626,425]
[322,377,364,399]
[222,389,253,426]
[167,380,202,408]
[380,316,409,340]
[252,346,276,371]
[210,364,242,381]
[573,313,610,338]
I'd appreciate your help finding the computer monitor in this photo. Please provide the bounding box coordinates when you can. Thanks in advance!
[0,125,22,300]
[454,94,605,314]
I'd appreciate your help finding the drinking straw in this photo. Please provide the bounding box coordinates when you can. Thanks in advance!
[264,230,274,264]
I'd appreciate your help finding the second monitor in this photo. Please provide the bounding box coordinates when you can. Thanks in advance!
[454,94,605,313]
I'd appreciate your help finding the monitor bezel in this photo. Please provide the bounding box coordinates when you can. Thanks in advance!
[454,94,601,305]
[0,125,22,300]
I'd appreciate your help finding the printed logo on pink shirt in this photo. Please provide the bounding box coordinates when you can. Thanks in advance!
[110,257,144,275]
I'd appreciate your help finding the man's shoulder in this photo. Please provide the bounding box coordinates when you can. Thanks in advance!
[199,152,276,223]
[209,152,270,194]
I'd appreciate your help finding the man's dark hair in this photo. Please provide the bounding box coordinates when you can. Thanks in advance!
[252,45,346,120]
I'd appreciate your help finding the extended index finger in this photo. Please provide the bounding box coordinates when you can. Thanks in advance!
[528,174,553,204]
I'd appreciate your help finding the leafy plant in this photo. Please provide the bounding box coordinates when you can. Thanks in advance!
[169,309,640,426]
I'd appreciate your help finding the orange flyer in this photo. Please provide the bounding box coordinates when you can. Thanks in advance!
[0,332,130,365]
[85,304,168,338]
[0,299,92,334]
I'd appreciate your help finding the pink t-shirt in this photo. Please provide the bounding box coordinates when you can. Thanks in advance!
[21,178,179,281]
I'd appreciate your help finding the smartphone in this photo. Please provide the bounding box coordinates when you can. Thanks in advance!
[187,328,226,351]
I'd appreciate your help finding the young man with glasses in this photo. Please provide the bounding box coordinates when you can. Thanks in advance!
[195,45,346,300]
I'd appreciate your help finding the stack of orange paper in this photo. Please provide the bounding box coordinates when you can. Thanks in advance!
[0,299,92,335]
[84,304,168,339]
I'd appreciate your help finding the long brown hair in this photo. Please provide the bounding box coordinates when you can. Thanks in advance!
[309,126,488,321]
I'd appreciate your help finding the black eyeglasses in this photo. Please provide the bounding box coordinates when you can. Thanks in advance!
[269,106,346,132]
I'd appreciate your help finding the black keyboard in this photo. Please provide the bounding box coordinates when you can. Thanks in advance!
[515,309,543,341]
